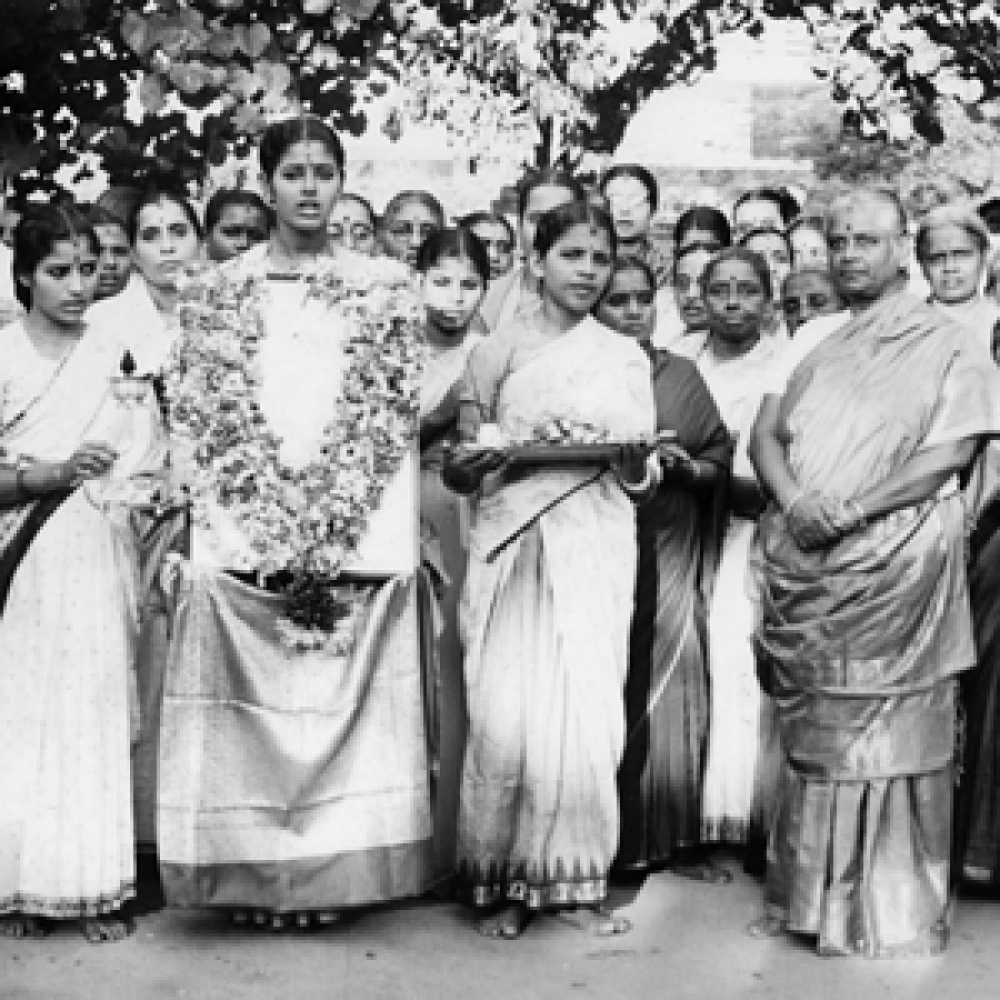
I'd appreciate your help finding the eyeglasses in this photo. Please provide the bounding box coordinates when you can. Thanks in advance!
[604,290,655,308]
[330,223,374,240]
[782,293,833,315]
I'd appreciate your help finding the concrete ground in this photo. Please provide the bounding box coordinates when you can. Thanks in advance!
[3,859,1000,1000]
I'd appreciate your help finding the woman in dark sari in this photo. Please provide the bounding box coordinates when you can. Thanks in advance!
[595,257,734,880]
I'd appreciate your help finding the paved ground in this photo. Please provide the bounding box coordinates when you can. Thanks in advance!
[3,858,1000,999]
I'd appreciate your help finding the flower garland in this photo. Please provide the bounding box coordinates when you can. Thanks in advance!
[163,249,424,648]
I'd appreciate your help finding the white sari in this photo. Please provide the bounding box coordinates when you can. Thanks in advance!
[0,319,161,917]
[675,330,786,841]
[457,316,654,907]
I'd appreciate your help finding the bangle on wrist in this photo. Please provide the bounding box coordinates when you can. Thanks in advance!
[619,462,654,495]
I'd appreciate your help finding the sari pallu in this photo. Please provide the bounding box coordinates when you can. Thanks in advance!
[616,350,732,869]
[457,317,654,907]
[0,320,157,918]
[753,292,1000,957]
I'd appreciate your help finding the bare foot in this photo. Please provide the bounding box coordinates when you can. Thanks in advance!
[671,860,733,885]
[80,916,135,944]
[746,914,787,938]
[0,915,50,939]
[476,903,532,940]
[559,905,632,936]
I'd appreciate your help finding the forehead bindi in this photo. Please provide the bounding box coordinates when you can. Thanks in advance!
[278,140,339,171]
[138,202,190,231]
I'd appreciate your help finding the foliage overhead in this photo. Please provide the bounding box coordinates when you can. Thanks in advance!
[1,0,1000,197]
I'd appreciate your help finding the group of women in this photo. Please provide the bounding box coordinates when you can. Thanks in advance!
[4,116,1000,962]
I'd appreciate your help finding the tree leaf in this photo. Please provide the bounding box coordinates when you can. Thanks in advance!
[139,72,168,112]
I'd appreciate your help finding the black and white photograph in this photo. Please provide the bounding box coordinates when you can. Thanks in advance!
[2,2,1000,996]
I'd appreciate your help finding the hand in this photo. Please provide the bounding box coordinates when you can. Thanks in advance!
[784,491,843,551]
[612,442,651,485]
[657,440,696,485]
[61,441,119,486]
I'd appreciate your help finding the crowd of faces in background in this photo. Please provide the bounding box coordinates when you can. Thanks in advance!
[5,166,1000,354]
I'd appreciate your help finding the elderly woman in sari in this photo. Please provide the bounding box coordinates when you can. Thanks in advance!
[747,188,1000,957]
[595,257,733,882]
[916,203,1000,354]
[0,205,163,942]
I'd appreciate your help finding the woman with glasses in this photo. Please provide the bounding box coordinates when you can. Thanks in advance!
[595,257,734,883]
[378,190,445,269]
[328,192,378,257]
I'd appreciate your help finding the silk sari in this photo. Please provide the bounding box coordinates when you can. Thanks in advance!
[157,249,433,914]
[753,292,1000,957]
[456,316,654,907]
[0,319,161,918]
[616,349,732,869]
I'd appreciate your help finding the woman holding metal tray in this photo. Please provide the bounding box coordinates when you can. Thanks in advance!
[445,201,658,940]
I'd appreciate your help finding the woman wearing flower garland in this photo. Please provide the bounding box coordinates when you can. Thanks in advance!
[450,201,657,939]
[417,227,490,874]
[0,205,163,943]
[156,116,434,927]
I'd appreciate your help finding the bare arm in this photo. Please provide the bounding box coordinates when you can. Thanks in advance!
[853,437,979,522]
[748,394,798,510]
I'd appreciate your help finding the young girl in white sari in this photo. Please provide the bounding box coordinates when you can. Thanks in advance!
[0,206,162,943]
[450,201,657,939]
